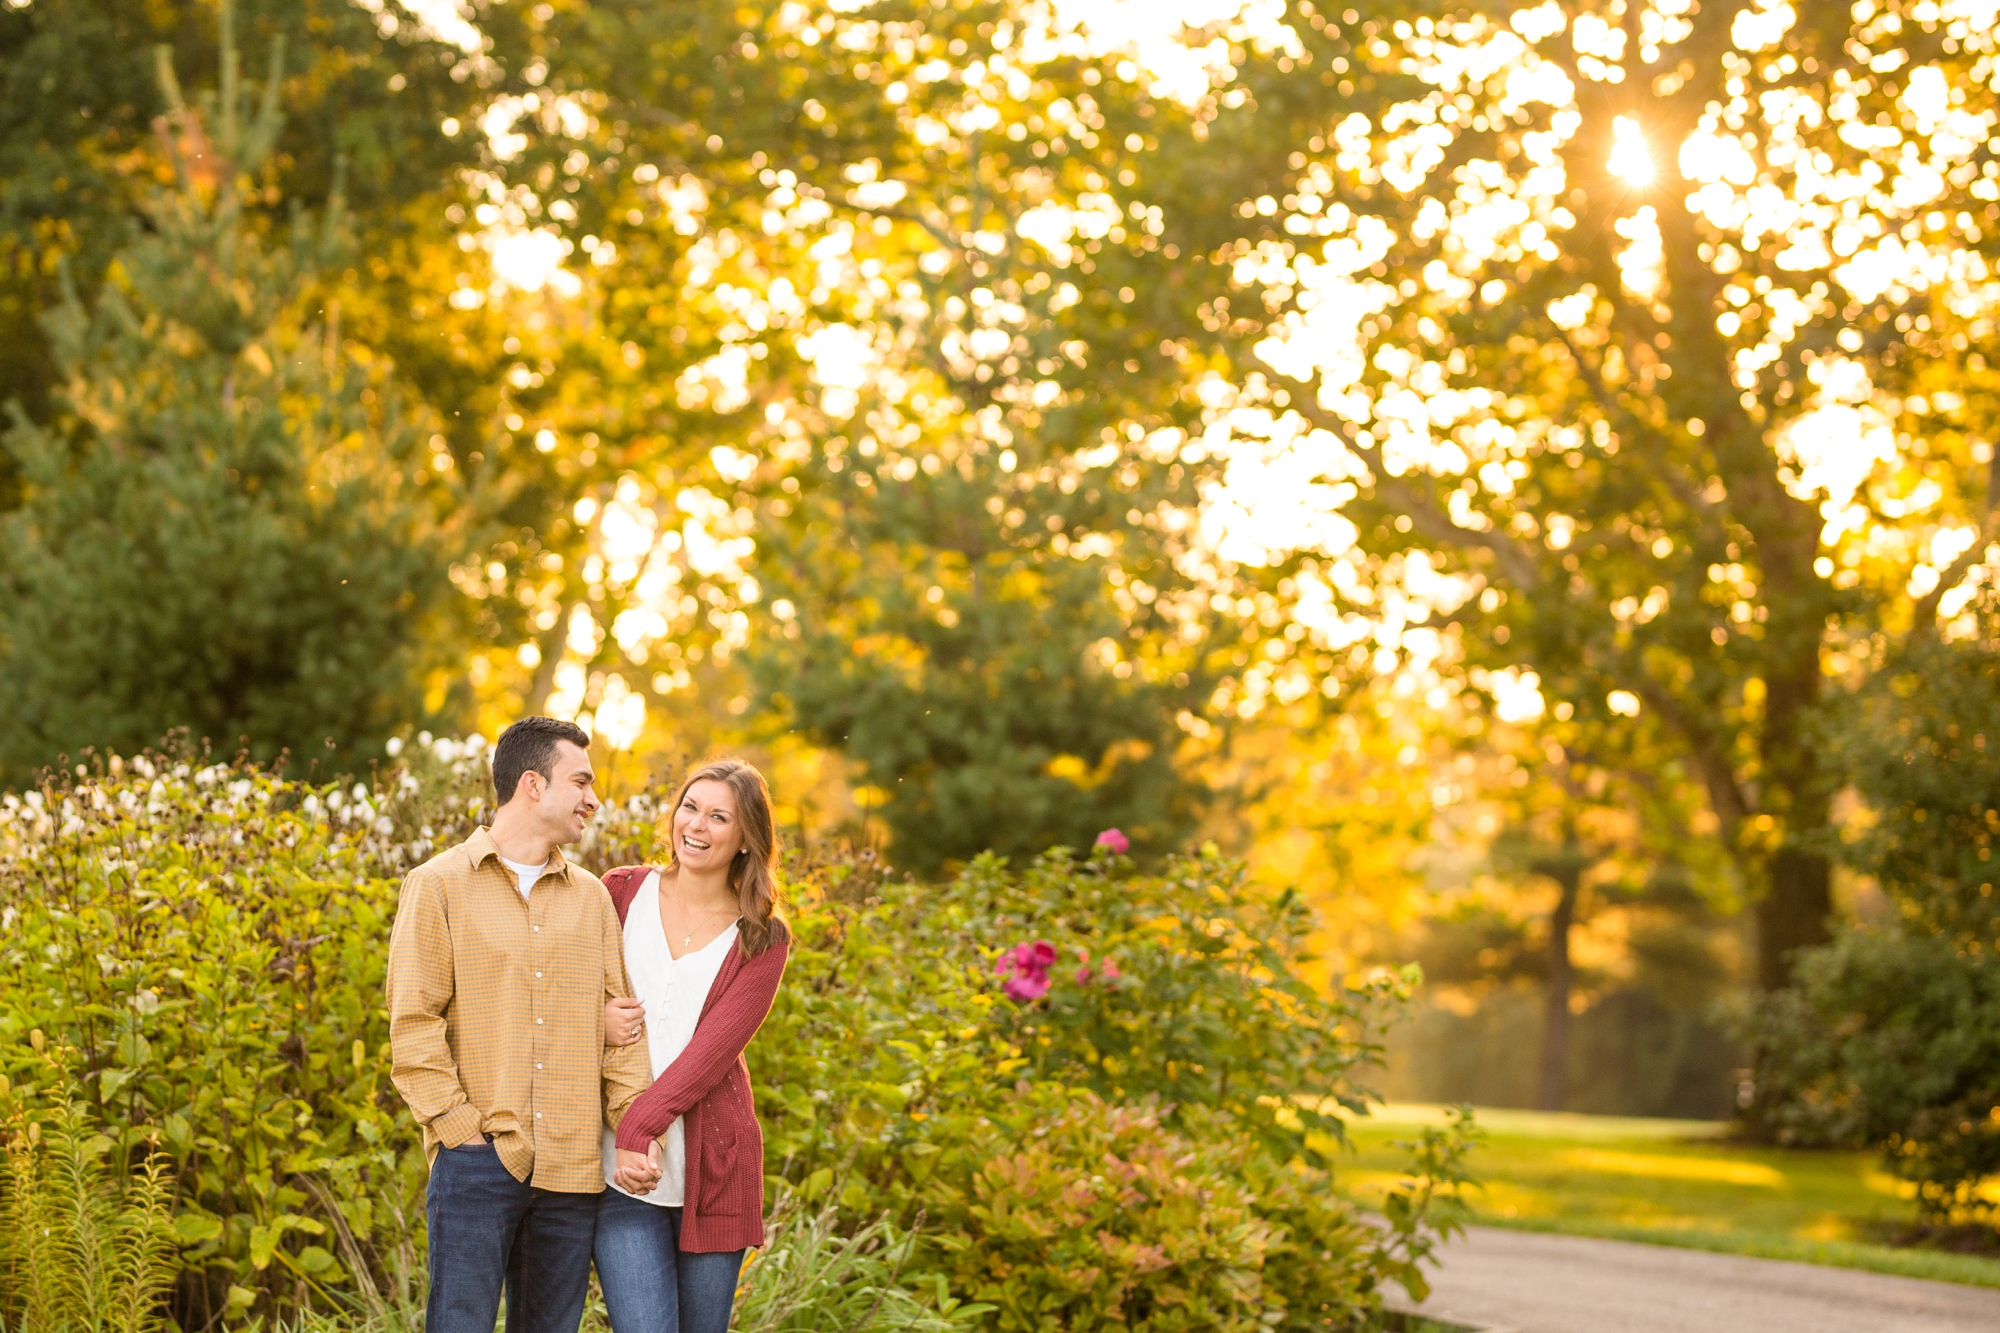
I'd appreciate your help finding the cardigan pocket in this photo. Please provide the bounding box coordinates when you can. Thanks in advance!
[698,1131,740,1213]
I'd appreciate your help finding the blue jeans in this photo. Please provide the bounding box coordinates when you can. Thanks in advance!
[425,1140,599,1333]
[594,1188,745,1333]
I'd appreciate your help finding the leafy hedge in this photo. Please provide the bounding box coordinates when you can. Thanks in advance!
[0,739,1470,1329]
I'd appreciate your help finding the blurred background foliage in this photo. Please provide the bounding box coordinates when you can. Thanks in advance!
[4,0,2000,1218]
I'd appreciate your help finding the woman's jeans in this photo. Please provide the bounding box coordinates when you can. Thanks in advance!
[594,1188,745,1333]
[425,1140,598,1333]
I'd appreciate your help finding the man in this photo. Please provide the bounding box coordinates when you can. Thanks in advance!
[388,716,660,1333]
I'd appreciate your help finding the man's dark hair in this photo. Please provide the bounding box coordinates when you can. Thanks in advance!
[493,717,591,804]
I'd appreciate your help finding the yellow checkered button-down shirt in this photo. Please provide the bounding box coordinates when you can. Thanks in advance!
[386,828,650,1192]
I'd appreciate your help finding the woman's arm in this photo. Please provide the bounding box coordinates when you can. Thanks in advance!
[612,938,788,1152]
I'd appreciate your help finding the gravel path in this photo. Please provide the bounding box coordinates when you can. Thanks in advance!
[1390,1225,2000,1333]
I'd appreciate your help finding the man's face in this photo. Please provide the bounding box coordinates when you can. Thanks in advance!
[523,740,600,844]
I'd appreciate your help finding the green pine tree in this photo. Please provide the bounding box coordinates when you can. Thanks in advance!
[0,20,464,780]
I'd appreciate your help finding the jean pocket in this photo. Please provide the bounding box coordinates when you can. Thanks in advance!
[448,1136,495,1153]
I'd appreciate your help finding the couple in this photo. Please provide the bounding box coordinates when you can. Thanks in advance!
[386,716,789,1333]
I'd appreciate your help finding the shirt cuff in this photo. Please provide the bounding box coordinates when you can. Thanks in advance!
[432,1103,484,1149]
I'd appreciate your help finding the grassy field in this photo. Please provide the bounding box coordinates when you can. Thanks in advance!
[1332,1104,2000,1289]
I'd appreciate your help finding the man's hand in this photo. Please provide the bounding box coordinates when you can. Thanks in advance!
[605,996,646,1047]
[614,1141,663,1194]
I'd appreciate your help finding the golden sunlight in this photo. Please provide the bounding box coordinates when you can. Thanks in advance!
[1608,115,1655,186]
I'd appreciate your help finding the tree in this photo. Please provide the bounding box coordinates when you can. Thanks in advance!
[752,452,1201,872]
[483,0,1295,858]
[0,0,524,509]
[1746,601,2000,1205]
[1083,0,1996,988]
[442,0,1998,933]
[0,24,465,778]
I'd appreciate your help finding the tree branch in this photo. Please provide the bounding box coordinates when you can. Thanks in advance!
[1909,445,2000,637]
[1627,673,1751,843]
[1294,398,1542,589]
[1553,329,1723,532]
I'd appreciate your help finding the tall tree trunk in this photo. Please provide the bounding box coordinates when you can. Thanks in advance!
[524,602,574,715]
[1536,848,1584,1112]
[1756,844,1833,990]
[1753,599,1835,989]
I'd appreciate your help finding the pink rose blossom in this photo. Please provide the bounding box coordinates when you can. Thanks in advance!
[1094,828,1131,855]
[996,940,1057,1002]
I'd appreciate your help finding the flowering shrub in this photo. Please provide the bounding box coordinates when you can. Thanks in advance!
[1,743,1469,1329]
[934,1091,1284,1333]
[0,737,672,1326]
[993,941,1057,1002]
[0,749,423,1326]
[755,850,1471,1332]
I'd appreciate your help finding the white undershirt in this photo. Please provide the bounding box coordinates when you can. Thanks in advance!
[496,854,547,901]
[602,870,738,1207]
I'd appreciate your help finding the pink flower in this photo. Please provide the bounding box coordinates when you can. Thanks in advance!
[996,940,1057,1003]
[1094,828,1130,855]
[1075,947,1122,985]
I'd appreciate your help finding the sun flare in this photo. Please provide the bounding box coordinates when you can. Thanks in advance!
[1608,115,1655,186]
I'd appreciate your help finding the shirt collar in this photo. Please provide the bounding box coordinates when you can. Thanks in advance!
[465,827,574,884]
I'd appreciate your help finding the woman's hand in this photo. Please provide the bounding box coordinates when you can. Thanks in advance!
[613,1141,663,1194]
[605,996,646,1047]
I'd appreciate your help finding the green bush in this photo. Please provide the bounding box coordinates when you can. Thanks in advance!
[1744,627,2000,1219]
[1747,929,2000,1218]
[0,751,423,1327]
[753,847,1470,1331]
[0,742,1471,1328]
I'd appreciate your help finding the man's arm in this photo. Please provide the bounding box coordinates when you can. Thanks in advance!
[598,892,652,1133]
[386,869,483,1148]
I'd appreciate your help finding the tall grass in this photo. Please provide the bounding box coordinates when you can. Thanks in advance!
[732,1191,973,1333]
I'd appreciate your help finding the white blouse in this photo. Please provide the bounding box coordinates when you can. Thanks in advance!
[600,870,739,1206]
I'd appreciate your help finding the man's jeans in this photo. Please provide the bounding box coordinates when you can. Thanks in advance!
[594,1188,745,1333]
[425,1140,598,1333]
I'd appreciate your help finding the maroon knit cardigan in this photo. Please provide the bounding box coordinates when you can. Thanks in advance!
[603,865,788,1253]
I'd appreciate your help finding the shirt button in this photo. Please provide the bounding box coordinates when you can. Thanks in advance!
[537,1018,544,1025]
[535,1112,543,1119]
[533,925,541,932]
[536,971,543,978]
[536,1063,543,1070]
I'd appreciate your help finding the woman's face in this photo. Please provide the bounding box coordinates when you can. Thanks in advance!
[672,778,746,875]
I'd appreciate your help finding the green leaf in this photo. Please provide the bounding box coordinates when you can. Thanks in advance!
[248,1225,278,1271]
[174,1212,224,1243]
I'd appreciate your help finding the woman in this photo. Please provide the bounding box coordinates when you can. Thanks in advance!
[595,758,789,1333]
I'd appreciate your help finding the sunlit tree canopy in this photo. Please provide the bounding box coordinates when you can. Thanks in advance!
[432,0,1992,970]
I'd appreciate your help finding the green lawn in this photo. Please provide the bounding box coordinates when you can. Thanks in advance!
[1331,1103,2000,1289]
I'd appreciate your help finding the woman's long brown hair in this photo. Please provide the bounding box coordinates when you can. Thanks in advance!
[664,758,788,958]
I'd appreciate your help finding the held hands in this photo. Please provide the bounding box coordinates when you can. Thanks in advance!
[613,1141,664,1194]
[605,996,646,1047]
